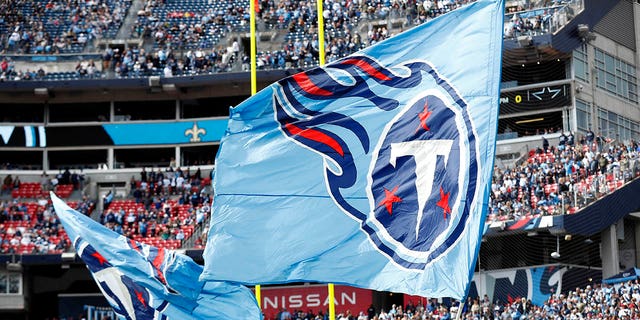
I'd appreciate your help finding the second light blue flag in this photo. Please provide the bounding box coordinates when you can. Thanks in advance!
[51,193,262,319]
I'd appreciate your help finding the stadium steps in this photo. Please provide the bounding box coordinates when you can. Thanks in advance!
[118,0,146,40]
[181,216,208,249]
[67,190,85,201]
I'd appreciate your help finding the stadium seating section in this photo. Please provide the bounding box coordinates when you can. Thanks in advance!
[0,199,91,254]
[487,140,639,222]
[1,0,132,54]
[135,0,249,50]
[365,279,640,319]
[11,182,74,199]
[103,198,201,250]
[0,0,582,80]
[0,165,215,254]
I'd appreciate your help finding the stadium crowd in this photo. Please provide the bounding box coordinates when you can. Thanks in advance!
[0,169,92,254]
[0,0,582,80]
[488,133,640,222]
[102,45,238,77]
[99,166,210,248]
[0,165,213,253]
[267,280,640,319]
[131,0,242,48]
[419,280,640,320]
[0,196,95,254]
[0,0,132,54]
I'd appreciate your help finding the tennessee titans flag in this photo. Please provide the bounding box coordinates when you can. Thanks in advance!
[202,0,504,298]
[50,193,262,319]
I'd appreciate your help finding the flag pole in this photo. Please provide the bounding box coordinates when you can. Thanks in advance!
[315,0,332,318]
[328,283,336,320]
[250,0,260,308]
[255,284,261,308]
[314,0,333,318]
[250,0,257,96]
[316,0,326,66]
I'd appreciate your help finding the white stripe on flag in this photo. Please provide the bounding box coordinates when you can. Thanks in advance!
[38,126,46,147]
[23,126,34,147]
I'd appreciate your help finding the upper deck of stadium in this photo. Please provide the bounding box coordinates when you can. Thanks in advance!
[0,0,595,82]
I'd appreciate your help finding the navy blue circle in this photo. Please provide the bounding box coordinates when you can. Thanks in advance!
[371,95,461,252]
[361,66,480,270]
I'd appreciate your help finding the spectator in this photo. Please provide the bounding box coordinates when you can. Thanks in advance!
[586,128,595,144]
[12,176,21,190]
[103,191,113,210]
[175,229,185,241]
[2,174,13,195]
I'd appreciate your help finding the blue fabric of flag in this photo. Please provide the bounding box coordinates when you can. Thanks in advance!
[50,193,262,320]
[202,0,504,299]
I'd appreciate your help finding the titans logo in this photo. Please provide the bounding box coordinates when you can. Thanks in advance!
[74,237,169,320]
[274,55,481,270]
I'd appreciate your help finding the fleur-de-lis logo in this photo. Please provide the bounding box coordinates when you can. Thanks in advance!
[185,123,206,142]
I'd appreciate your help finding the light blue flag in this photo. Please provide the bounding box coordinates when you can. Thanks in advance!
[50,193,262,320]
[202,0,504,299]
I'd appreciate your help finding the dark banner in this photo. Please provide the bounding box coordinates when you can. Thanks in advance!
[58,294,114,320]
[405,265,602,307]
[562,178,640,236]
[500,84,571,115]
[47,126,114,147]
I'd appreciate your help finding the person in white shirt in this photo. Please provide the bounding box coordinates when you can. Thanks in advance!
[163,65,172,77]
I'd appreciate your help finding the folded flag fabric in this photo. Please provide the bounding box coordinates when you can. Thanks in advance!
[50,193,262,320]
[201,0,504,299]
